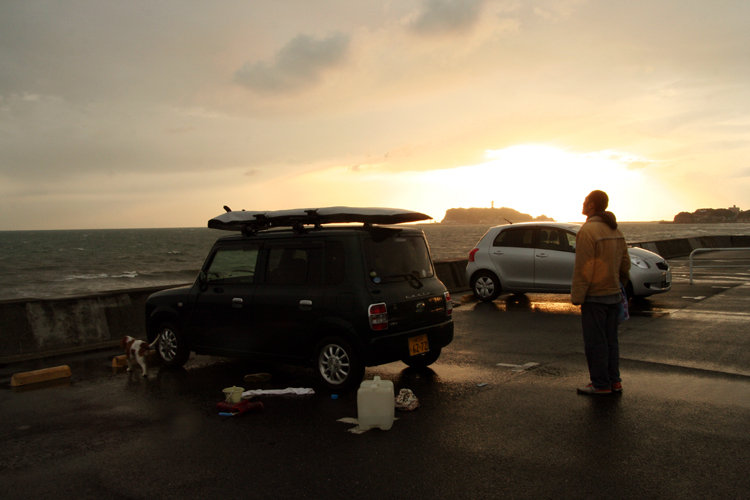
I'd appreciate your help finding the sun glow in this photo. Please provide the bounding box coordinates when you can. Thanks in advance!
[238,144,672,224]
[412,144,652,222]
[474,145,643,221]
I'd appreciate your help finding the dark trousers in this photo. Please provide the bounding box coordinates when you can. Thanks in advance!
[581,302,621,389]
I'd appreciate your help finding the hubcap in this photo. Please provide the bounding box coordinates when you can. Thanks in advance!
[319,344,350,385]
[476,277,495,298]
[159,328,177,362]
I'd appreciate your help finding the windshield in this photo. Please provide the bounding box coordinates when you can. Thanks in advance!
[364,234,434,284]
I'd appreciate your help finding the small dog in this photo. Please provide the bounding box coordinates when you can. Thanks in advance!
[121,336,159,377]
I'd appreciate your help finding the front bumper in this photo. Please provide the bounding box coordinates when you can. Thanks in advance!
[632,270,672,296]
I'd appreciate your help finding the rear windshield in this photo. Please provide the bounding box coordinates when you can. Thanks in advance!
[364,234,434,284]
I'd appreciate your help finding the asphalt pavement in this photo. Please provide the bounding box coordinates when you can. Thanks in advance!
[1,254,749,500]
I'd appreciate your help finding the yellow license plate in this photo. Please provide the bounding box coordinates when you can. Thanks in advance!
[408,334,429,356]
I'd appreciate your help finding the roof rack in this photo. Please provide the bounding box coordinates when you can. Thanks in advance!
[208,206,432,235]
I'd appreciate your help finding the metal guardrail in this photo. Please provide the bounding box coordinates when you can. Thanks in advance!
[689,247,750,284]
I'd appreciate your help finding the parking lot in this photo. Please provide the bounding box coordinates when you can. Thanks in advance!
[1,253,749,499]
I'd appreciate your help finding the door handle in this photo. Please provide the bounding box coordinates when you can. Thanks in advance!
[299,300,313,307]
[536,253,548,258]
[232,298,243,309]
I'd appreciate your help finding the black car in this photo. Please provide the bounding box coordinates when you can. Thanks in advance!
[144,207,454,390]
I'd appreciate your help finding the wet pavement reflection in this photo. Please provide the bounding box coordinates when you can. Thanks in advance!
[3,275,750,499]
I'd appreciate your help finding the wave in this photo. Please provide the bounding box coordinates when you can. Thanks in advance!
[62,269,200,282]
[64,271,139,281]
[4,223,750,301]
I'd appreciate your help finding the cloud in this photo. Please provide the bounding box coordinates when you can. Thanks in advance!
[728,167,750,179]
[626,161,651,171]
[234,33,351,93]
[1,0,750,229]
[409,0,488,35]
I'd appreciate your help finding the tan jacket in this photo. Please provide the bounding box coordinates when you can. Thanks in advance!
[571,213,630,305]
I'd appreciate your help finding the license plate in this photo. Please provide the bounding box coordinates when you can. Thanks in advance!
[409,334,429,356]
[662,271,672,288]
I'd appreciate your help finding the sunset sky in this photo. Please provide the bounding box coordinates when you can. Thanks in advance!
[1,1,748,230]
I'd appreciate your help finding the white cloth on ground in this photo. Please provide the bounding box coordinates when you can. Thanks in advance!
[242,387,315,398]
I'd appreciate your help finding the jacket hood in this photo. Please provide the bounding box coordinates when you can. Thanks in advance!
[587,211,618,230]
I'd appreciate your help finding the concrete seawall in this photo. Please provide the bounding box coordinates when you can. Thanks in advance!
[1,234,745,363]
[629,235,750,260]
[0,259,472,364]
[0,287,166,363]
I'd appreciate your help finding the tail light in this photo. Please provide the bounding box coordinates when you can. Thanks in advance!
[468,248,479,262]
[444,291,453,316]
[368,303,388,330]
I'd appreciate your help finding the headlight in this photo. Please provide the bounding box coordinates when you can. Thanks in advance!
[630,255,650,269]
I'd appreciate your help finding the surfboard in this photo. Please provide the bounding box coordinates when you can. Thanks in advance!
[208,206,433,232]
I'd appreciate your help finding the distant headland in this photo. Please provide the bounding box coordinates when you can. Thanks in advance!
[441,206,554,225]
[673,205,750,223]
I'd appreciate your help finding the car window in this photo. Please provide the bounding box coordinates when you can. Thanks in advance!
[364,234,434,282]
[265,246,323,285]
[493,227,534,248]
[205,245,260,284]
[565,231,576,251]
[539,228,574,252]
[325,240,345,285]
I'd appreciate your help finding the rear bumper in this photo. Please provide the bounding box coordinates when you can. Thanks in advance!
[365,320,454,366]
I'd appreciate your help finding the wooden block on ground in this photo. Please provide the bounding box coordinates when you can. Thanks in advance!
[112,355,127,368]
[11,365,72,387]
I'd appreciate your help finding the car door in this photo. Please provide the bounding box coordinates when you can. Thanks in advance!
[251,240,326,359]
[534,227,577,291]
[489,226,536,289]
[188,243,260,354]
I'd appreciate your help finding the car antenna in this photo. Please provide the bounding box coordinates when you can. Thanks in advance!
[504,218,513,224]
[224,205,232,212]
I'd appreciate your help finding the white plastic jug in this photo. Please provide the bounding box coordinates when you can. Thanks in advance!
[357,376,395,431]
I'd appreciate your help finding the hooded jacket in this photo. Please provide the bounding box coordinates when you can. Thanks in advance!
[571,211,631,305]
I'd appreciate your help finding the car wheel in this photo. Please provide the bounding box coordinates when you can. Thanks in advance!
[155,322,190,368]
[402,347,441,368]
[313,337,365,391]
[472,271,501,302]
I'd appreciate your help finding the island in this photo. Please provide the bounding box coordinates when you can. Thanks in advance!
[673,206,750,223]
[441,206,555,225]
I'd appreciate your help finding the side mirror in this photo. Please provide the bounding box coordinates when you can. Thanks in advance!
[198,271,208,291]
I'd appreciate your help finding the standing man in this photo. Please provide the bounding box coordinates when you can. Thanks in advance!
[571,190,631,395]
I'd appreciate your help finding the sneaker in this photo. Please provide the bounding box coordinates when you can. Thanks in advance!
[611,382,623,393]
[577,383,612,395]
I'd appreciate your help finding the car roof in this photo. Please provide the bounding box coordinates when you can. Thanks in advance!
[213,224,425,243]
[490,222,581,232]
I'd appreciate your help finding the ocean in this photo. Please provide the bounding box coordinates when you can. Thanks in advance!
[2,222,750,301]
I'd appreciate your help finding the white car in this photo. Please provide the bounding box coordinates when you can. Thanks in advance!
[465,222,672,302]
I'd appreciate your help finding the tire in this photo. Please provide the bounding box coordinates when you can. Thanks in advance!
[313,337,365,391]
[472,271,501,302]
[402,347,441,368]
[154,322,190,368]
